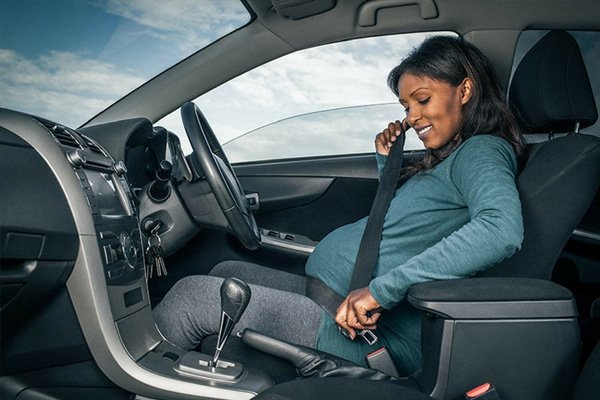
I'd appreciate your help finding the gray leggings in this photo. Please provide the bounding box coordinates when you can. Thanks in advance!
[153,261,324,350]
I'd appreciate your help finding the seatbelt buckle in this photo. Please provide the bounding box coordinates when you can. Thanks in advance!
[366,347,399,377]
[338,326,379,345]
[465,383,499,399]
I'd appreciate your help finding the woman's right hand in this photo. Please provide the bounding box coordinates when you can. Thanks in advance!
[375,119,407,156]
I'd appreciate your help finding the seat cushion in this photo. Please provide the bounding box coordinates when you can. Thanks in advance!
[572,337,600,399]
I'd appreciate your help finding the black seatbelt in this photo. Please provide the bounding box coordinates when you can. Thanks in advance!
[306,125,406,318]
[350,127,406,291]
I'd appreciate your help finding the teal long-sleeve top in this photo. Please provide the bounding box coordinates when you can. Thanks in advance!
[305,135,524,375]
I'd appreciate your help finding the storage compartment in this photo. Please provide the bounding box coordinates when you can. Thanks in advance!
[408,278,580,400]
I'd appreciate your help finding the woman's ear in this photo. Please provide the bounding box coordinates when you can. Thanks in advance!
[460,77,474,105]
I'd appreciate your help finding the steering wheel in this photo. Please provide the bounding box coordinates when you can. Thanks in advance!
[181,102,261,250]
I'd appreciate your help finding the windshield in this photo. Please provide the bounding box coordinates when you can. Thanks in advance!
[0,0,251,128]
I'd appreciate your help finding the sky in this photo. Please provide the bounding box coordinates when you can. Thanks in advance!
[0,0,249,127]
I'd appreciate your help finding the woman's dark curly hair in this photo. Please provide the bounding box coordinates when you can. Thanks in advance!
[388,36,525,178]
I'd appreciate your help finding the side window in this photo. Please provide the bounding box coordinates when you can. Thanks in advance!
[511,30,600,142]
[159,32,457,162]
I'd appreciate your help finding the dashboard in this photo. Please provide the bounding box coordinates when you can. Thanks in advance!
[0,108,256,399]
[1,111,148,330]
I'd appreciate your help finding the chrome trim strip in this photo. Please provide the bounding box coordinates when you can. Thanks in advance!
[261,234,315,254]
[573,229,600,242]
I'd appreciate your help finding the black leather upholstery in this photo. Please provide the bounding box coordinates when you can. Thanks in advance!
[241,329,396,381]
[253,377,431,400]
[255,340,600,400]
[220,277,251,322]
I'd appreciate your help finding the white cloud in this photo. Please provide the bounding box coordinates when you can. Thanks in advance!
[0,49,144,127]
[159,32,442,153]
[104,0,250,54]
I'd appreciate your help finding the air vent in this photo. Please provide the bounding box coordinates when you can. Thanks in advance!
[82,135,106,156]
[39,120,81,149]
[54,129,80,148]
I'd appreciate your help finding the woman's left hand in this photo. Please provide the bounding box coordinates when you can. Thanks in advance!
[335,287,382,340]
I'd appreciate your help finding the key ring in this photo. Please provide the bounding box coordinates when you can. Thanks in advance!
[147,233,161,249]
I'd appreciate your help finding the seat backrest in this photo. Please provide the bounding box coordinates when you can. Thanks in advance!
[571,296,600,400]
[479,30,600,279]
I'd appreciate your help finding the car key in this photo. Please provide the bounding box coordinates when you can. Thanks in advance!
[146,221,167,278]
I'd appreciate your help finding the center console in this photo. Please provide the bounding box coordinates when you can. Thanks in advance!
[41,117,274,399]
[75,158,143,284]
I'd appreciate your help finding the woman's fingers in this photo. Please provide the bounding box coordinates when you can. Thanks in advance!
[357,308,381,327]
[375,120,405,155]
[346,308,368,330]
[339,287,383,332]
[335,299,356,340]
[400,119,412,135]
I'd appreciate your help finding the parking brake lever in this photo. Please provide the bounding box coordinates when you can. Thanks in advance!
[211,277,251,366]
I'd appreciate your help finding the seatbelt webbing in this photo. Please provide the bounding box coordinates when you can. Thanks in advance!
[306,276,344,317]
[349,127,406,291]
[307,127,406,317]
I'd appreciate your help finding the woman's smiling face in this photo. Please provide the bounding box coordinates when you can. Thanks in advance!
[398,73,473,149]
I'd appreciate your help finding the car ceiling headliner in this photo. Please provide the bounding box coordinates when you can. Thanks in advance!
[83,0,600,129]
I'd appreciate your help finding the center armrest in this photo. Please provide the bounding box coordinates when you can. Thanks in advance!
[407,277,577,319]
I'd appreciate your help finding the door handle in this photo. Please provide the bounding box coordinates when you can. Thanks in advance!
[245,193,260,211]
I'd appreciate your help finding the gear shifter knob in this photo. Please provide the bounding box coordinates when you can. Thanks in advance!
[212,278,251,366]
[221,277,251,323]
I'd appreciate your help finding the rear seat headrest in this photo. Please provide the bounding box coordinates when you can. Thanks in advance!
[509,30,598,133]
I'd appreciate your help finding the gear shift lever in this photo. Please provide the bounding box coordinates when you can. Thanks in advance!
[212,277,251,366]
[173,277,272,388]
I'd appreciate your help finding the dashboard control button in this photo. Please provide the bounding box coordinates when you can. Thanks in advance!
[99,231,117,240]
[119,232,138,269]
[67,149,87,167]
[113,161,128,176]
[102,245,114,264]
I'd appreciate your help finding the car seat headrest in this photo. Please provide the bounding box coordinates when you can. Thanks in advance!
[509,30,598,133]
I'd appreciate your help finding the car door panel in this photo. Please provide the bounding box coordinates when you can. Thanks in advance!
[239,176,334,214]
[235,154,381,241]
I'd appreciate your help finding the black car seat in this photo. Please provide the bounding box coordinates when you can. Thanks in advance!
[250,29,600,400]
[479,29,600,280]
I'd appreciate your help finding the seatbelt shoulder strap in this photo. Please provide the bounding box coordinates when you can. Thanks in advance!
[306,125,406,315]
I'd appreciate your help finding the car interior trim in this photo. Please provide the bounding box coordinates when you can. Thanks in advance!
[573,228,600,243]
